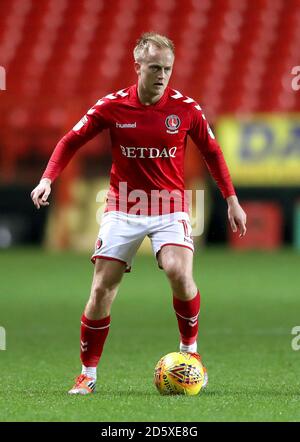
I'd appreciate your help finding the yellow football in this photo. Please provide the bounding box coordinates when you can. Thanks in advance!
[154,352,206,396]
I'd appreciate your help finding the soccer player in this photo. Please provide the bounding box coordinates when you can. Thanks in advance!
[31,33,247,395]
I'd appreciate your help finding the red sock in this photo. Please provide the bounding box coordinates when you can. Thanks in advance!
[173,290,200,345]
[80,314,110,367]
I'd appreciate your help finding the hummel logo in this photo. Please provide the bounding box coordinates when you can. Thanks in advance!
[116,122,137,128]
[188,315,199,327]
[81,340,88,352]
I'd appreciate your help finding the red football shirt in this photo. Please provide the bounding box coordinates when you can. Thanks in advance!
[42,84,235,214]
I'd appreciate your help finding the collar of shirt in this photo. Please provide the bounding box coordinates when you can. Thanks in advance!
[128,83,170,109]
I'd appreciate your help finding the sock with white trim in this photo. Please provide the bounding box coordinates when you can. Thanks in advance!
[81,365,97,380]
[80,314,110,371]
[173,290,200,348]
[180,341,197,353]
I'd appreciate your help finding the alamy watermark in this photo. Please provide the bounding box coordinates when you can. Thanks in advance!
[291,66,300,91]
[0,326,6,350]
[0,66,6,90]
[291,326,300,351]
[95,183,205,237]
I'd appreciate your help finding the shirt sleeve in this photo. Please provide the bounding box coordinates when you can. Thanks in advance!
[188,106,236,199]
[41,100,110,182]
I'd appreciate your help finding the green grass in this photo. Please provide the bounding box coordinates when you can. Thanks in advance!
[0,247,300,422]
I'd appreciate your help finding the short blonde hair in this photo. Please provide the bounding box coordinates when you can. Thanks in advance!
[133,32,175,62]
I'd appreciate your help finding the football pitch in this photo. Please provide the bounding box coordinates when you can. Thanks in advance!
[0,247,299,422]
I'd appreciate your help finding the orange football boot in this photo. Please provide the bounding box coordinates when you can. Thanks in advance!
[68,374,96,395]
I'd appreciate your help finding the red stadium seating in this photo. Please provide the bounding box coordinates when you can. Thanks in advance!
[1,0,300,180]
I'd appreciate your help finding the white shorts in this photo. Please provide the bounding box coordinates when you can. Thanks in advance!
[91,211,194,272]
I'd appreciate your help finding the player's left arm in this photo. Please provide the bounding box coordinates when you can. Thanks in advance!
[226,195,247,237]
[188,106,247,237]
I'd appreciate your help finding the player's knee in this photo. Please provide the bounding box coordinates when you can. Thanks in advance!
[164,264,194,294]
[162,254,179,275]
[163,257,185,280]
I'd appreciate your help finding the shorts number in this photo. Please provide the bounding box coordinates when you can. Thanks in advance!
[178,219,190,238]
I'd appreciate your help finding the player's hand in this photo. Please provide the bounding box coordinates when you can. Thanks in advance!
[31,178,52,209]
[227,195,247,237]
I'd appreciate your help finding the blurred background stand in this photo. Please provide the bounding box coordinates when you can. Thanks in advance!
[0,0,299,252]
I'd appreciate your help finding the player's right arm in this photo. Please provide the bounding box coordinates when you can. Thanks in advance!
[31,177,52,209]
[30,100,110,209]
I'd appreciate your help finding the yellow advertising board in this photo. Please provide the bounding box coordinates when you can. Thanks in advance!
[216,115,300,185]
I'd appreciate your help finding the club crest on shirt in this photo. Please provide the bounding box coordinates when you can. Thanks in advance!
[165,115,181,134]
